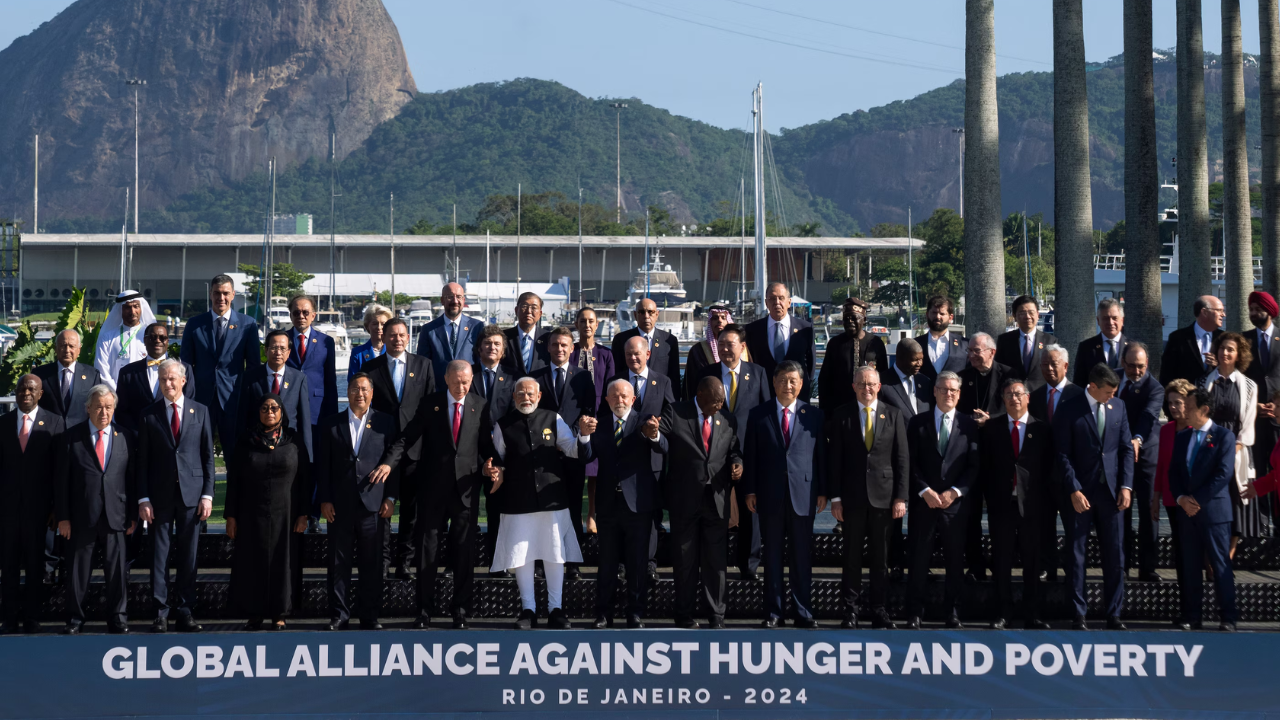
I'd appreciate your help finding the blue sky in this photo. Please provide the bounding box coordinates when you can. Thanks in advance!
[0,0,1260,131]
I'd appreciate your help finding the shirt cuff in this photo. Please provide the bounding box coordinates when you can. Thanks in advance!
[138,497,149,505]
[917,488,929,498]
[1176,495,1190,504]
[830,497,841,503]
[385,497,395,504]
[200,495,213,501]
[578,434,591,444]
[951,486,962,497]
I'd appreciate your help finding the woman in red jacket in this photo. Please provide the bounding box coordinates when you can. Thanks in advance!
[1152,378,1196,630]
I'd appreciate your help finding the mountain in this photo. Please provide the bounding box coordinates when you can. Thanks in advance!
[0,0,416,221]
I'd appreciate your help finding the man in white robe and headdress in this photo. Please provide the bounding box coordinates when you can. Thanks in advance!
[94,290,157,389]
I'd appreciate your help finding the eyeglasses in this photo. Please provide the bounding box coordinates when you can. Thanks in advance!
[853,382,879,389]
[516,304,540,312]
[1004,391,1029,399]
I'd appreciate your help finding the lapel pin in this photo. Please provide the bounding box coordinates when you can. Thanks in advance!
[284,382,290,388]
[655,341,660,347]
[80,375,86,380]
[793,328,798,333]
[189,408,195,414]
[744,374,750,380]
[651,380,657,386]
[269,445,275,450]
[1106,404,1113,410]
[409,372,415,378]
[968,381,973,386]
[37,421,43,426]
[879,414,885,419]
[434,406,440,412]
[230,325,236,330]
[715,420,720,425]
[800,408,806,414]
[1038,342,1043,349]
[952,340,959,346]
[366,423,372,429]
[499,376,505,381]
[311,338,316,343]
[113,431,118,437]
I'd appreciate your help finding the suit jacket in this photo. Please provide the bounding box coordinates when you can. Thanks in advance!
[34,361,102,428]
[501,325,550,376]
[470,362,516,421]
[697,360,771,445]
[363,352,437,463]
[1243,326,1280,402]
[827,400,909,509]
[996,329,1058,392]
[315,408,401,514]
[659,401,742,519]
[916,331,970,387]
[286,327,339,427]
[980,415,1055,514]
[584,411,668,515]
[0,407,64,522]
[959,362,1012,417]
[1052,393,1134,499]
[1118,373,1165,450]
[136,399,216,510]
[400,391,492,508]
[818,330,889,412]
[613,369,676,423]
[1073,332,1130,386]
[907,410,980,502]
[878,370,932,418]
[416,314,485,382]
[178,309,262,416]
[237,365,314,461]
[611,327,681,394]
[1028,381,1084,425]
[746,314,818,401]
[1159,323,1222,387]
[1167,422,1237,525]
[115,357,195,432]
[532,363,597,428]
[743,400,826,516]
[55,421,136,532]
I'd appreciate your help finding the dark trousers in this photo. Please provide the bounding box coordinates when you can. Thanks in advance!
[329,505,383,624]
[1040,488,1067,578]
[150,500,201,618]
[991,494,1043,621]
[416,489,476,616]
[1125,461,1159,574]
[733,487,762,574]
[1,512,49,623]
[68,520,128,626]
[842,502,893,614]
[563,465,586,544]
[889,515,908,571]
[760,504,815,620]
[670,487,729,621]
[1165,505,1188,619]
[964,495,988,575]
[907,500,965,617]
[1066,490,1125,618]
[483,490,502,569]
[595,495,651,618]
[383,459,420,572]
[1177,511,1237,624]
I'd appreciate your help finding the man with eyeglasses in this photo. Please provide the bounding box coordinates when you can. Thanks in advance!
[957,331,1010,583]
[286,294,338,433]
[418,282,484,382]
[502,293,550,376]
[1159,294,1225,388]
[115,323,194,433]
[612,298,681,396]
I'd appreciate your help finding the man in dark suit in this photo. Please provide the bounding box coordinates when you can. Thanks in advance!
[828,365,908,628]
[611,297,682,394]
[904,370,979,629]
[136,360,216,633]
[819,296,888,412]
[1054,363,1134,630]
[115,323,194,432]
[1159,294,1225,388]
[746,282,818,402]
[179,274,261,452]
[660,377,742,628]
[35,329,102,429]
[404,360,492,629]
[698,323,770,582]
[983,378,1054,629]
[317,373,399,630]
[1244,291,1280,479]
[958,331,1009,581]
[879,337,930,582]
[239,330,313,462]
[744,360,827,628]
[55,385,136,634]
[1118,342,1165,582]
[586,378,667,628]
[1028,344,1083,582]
[501,292,550,376]
[417,282,484,382]
[1172,387,1239,631]
[0,375,64,633]
[471,325,515,574]
[916,295,969,389]
[1073,298,1129,386]
[996,295,1057,393]
[363,318,436,581]
[286,294,339,436]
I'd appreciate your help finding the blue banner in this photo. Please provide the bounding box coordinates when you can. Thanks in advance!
[1,630,1275,718]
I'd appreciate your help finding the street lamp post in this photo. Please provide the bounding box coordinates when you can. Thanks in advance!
[952,127,964,219]
[610,103,628,223]
[126,79,146,234]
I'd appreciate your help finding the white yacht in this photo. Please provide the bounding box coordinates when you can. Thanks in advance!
[313,309,351,369]
[265,296,291,330]
[615,249,701,341]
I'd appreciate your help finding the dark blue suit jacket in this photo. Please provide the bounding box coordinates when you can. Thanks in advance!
[582,411,668,514]
[136,399,216,509]
[237,366,314,462]
[697,360,771,445]
[286,327,338,427]
[315,408,401,515]
[179,310,262,423]
[416,314,484,382]
[1168,423,1237,525]
[611,369,677,424]
[1119,373,1164,446]
[533,363,596,428]
[470,362,515,420]
[742,400,826,517]
[114,358,195,432]
[745,315,818,402]
[1052,393,1134,499]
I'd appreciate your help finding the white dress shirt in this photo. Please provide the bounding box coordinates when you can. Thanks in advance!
[778,397,801,431]
[1006,412,1030,496]
[1101,331,1123,364]
[348,408,368,454]
[928,332,950,372]
[768,315,793,356]
[91,424,112,468]
[517,327,537,366]
[1045,378,1069,416]
[1178,419,1216,505]
[491,414,586,460]
[1086,392,1104,428]
[140,395,212,504]
[267,365,287,394]
[720,360,742,399]
[145,355,166,398]
[449,391,466,430]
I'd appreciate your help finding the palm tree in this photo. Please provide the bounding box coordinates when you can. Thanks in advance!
[1177,0,1211,325]
[1053,0,1094,356]
[963,0,1006,335]
[1223,0,1252,330]
[1261,0,1280,293]
[1124,0,1163,374]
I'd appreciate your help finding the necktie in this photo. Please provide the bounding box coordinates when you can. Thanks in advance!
[484,369,495,400]
[171,402,181,442]
[18,415,29,453]
[1023,334,1035,374]
[554,367,565,399]
[272,372,281,395]
[729,369,739,412]
[614,417,624,447]
[61,368,72,410]
[906,376,916,411]
[702,416,712,453]
[1263,333,1272,370]
[782,407,792,447]
[863,406,874,451]
[451,402,462,444]
[216,316,227,345]
[1095,402,1106,440]
[94,429,107,471]
[773,322,786,362]
[1047,388,1057,423]
[1188,429,1205,471]
[449,321,458,356]
[937,413,949,455]
[522,333,533,370]
[1010,420,1021,488]
[1108,339,1119,368]
[633,374,643,401]
[297,332,307,362]
[394,359,405,401]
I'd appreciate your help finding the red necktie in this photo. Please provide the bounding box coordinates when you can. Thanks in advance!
[452,402,462,444]
[1010,420,1021,488]
[1046,388,1056,423]
[95,429,107,471]
[781,408,791,448]
[298,333,308,362]
[272,372,281,395]
[702,416,711,453]
[18,415,29,453]
[171,402,182,442]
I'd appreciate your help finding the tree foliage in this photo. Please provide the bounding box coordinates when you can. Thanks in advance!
[0,288,103,394]
[238,263,315,302]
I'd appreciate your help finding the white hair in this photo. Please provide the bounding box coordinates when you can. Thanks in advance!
[606,378,634,396]
[853,365,880,384]
[1043,343,1069,363]
[85,384,117,410]
[158,358,187,378]
[970,332,996,351]
[936,370,962,388]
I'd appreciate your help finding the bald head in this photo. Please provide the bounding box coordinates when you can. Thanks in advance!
[54,330,80,367]
[442,282,466,319]
[624,335,651,374]
[635,297,658,332]
[15,373,41,413]
[695,376,726,417]
[1195,294,1225,332]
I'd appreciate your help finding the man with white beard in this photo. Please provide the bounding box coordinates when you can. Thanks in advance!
[487,377,597,630]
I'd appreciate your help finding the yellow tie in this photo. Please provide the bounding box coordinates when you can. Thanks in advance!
[864,407,874,451]
[729,369,739,412]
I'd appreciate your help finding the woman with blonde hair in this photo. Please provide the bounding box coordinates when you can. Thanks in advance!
[348,304,394,379]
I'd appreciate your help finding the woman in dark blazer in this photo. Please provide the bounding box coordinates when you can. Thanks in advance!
[570,307,614,534]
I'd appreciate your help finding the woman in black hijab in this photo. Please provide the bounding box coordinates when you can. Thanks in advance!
[225,393,310,630]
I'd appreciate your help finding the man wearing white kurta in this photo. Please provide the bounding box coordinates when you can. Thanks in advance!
[487,377,597,630]
[94,290,158,389]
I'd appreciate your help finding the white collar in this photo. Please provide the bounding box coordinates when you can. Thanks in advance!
[935,405,954,422]
[448,391,466,406]
[854,399,876,414]
[20,407,37,421]
[58,361,75,371]
[162,394,184,410]
[778,398,799,415]
[91,423,111,437]
[296,326,311,339]
[1195,419,1213,432]
[612,409,632,425]
[722,360,742,373]
[631,366,650,380]
[213,309,232,321]
[1086,393,1104,412]
[268,364,286,376]
[445,314,462,326]
[479,360,500,372]
[348,407,368,423]
[1008,412,1030,426]
[894,365,914,384]
[387,351,407,363]
[1048,378,1069,392]
[551,361,570,373]
[770,314,791,328]
[1020,328,1037,341]
[518,326,537,339]
[637,327,653,337]
[1101,330,1122,343]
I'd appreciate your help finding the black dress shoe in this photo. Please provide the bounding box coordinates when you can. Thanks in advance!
[647,566,660,584]
[177,615,202,633]
[991,618,1006,630]
[360,621,383,631]
[626,615,645,629]
[548,608,572,630]
[328,619,349,631]
[1038,570,1048,582]
[832,520,843,535]
[708,617,726,629]
[515,609,536,630]
[739,568,761,583]
[1027,619,1051,630]
[906,616,922,630]
[1219,622,1237,632]
[243,619,264,631]
[889,568,905,584]
[393,567,416,582]
[1172,618,1192,630]
[268,620,287,632]
[945,614,963,629]
[761,617,781,629]
[490,569,513,579]
[592,616,610,629]
[794,617,819,629]
[22,621,41,634]
[1189,620,1204,630]
[151,617,168,634]
[452,612,469,630]
[412,614,431,630]
[840,615,859,629]
[565,564,582,581]
[1072,615,1089,631]
[62,621,82,635]
[107,622,129,635]
[1106,617,1127,631]
[872,611,897,629]
[1137,571,1163,583]
[0,621,16,635]
[675,617,698,629]
[306,517,321,534]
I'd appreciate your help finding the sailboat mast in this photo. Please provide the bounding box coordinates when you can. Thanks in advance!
[329,134,337,312]
[753,83,767,305]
